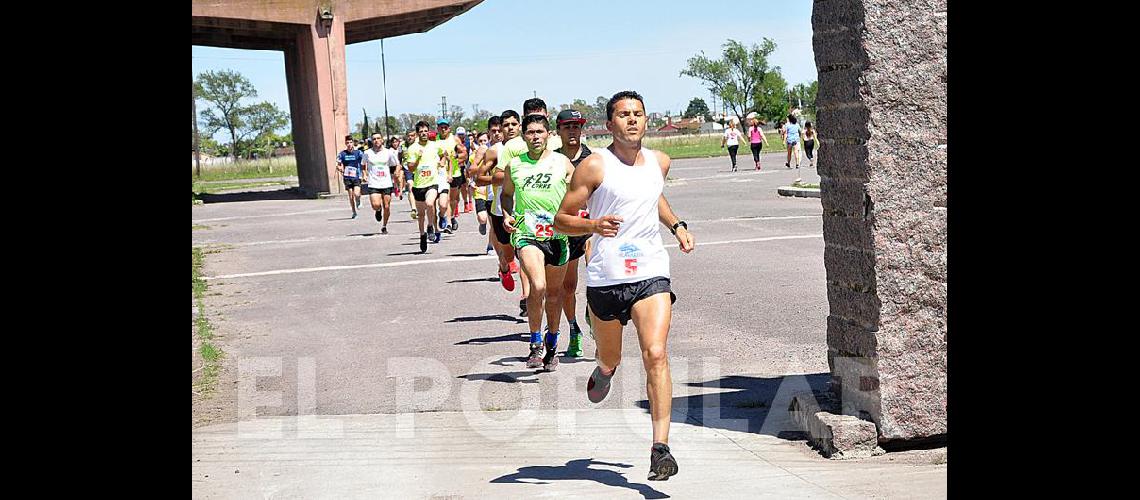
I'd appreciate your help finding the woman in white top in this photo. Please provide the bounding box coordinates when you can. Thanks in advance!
[720,118,743,172]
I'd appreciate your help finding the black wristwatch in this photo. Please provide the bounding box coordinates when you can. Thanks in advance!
[670,220,687,235]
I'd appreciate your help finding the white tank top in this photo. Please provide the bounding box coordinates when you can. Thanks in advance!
[491,143,505,217]
[586,147,670,287]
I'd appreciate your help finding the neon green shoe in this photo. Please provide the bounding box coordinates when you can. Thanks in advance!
[567,332,584,358]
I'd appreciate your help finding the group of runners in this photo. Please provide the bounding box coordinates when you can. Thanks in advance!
[335,91,695,481]
[719,106,820,172]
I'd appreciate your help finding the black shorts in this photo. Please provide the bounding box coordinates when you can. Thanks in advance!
[490,213,510,245]
[516,238,569,267]
[343,178,361,189]
[412,186,437,202]
[587,276,676,326]
[475,199,490,213]
[449,173,465,188]
[568,235,590,261]
[367,186,393,195]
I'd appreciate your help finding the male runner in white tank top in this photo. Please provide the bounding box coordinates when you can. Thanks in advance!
[555,90,695,482]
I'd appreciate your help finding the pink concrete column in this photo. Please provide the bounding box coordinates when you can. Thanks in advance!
[284,16,349,197]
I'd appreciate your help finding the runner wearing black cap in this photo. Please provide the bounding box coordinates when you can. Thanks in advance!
[553,109,593,357]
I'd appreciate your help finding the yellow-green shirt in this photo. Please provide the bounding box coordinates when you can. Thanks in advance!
[406,140,444,188]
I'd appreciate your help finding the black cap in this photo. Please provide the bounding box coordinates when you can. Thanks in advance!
[556,109,587,125]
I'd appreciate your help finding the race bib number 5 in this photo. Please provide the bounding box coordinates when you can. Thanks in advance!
[624,258,638,275]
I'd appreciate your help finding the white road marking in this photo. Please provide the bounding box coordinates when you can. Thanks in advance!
[204,234,823,280]
[193,208,343,223]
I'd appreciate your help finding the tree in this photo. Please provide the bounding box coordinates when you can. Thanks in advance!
[789,80,818,123]
[753,71,789,124]
[680,38,781,126]
[683,98,712,121]
[398,113,438,133]
[242,101,289,159]
[361,108,370,140]
[195,69,258,161]
[594,96,608,123]
[447,105,466,127]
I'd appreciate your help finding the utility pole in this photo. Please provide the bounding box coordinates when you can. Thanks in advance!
[193,80,201,178]
[440,96,447,122]
[533,90,537,98]
[381,38,391,137]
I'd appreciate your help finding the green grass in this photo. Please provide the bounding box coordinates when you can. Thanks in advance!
[192,224,211,231]
[193,246,224,395]
[192,180,295,195]
[191,156,297,182]
[791,180,820,189]
[585,132,783,160]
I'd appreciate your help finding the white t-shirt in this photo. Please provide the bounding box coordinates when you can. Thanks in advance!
[723,128,741,146]
[363,148,399,189]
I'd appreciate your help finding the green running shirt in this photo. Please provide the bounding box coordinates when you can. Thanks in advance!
[509,151,569,246]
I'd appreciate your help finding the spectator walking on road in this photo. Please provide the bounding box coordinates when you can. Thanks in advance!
[746,113,768,170]
[720,118,742,172]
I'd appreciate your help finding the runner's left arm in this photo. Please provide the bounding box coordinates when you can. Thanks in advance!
[500,164,517,233]
[653,151,694,253]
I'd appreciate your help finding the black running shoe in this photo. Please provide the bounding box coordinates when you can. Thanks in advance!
[542,331,559,371]
[451,219,459,231]
[381,226,388,235]
[419,233,428,253]
[519,298,528,317]
[375,210,383,222]
[586,365,615,403]
[648,443,678,481]
[479,222,487,235]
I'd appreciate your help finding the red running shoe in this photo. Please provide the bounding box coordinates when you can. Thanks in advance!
[509,260,519,274]
[499,268,515,291]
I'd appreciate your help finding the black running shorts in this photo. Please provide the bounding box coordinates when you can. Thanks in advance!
[367,186,393,195]
[475,199,490,213]
[567,235,590,261]
[343,178,361,189]
[412,186,437,202]
[586,276,676,326]
[490,213,511,245]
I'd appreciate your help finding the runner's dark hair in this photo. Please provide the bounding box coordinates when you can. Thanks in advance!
[606,90,645,121]
[521,113,549,131]
[523,98,547,115]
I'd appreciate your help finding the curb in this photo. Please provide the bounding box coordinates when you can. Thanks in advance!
[778,186,821,198]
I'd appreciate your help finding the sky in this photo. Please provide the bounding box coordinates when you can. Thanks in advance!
[192,0,815,141]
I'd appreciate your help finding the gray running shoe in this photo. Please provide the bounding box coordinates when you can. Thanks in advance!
[526,342,544,368]
[586,365,615,403]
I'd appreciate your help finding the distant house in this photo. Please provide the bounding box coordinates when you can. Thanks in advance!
[699,122,724,133]
[657,116,701,133]
[583,128,612,140]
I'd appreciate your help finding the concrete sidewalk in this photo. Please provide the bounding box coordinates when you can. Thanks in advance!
[192,409,945,499]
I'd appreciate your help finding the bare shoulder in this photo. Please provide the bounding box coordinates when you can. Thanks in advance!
[573,152,605,185]
[649,148,671,176]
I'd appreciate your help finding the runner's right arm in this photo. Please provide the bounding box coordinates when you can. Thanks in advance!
[473,146,499,186]
[555,153,620,237]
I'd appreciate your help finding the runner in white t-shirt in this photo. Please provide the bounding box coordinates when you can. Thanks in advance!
[363,134,400,234]
[554,90,694,482]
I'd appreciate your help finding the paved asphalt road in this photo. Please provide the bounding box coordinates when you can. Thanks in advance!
[192,153,827,419]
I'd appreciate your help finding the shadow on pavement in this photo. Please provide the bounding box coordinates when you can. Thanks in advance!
[635,373,829,439]
[490,459,668,499]
[348,232,381,237]
[456,370,539,384]
[447,276,500,283]
[196,187,309,204]
[455,332,525,346]
[388,251,425,256]
[448,315,526,325]
[447,253,488,257]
